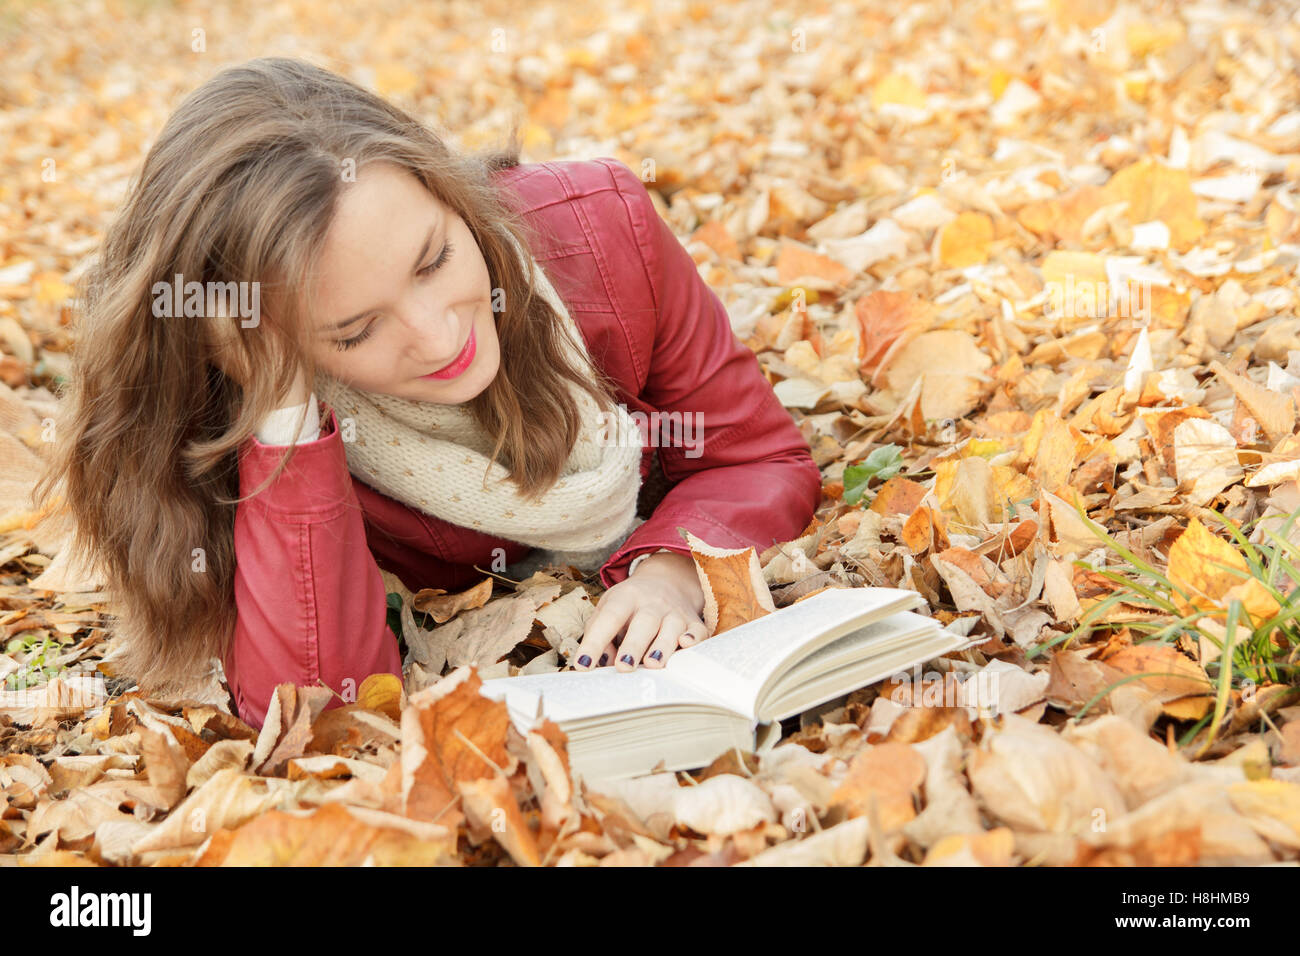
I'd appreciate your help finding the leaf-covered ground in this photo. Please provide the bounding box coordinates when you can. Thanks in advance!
[2,0,1300,866]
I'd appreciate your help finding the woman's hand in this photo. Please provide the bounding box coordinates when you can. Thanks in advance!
[570,552,711,672]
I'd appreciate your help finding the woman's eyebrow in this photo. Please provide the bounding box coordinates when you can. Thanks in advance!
[326,213,443,332]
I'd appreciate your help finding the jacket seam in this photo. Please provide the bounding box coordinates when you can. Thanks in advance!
[594,159,661,316]
[299,523,321,687]
[255,501,350,524]
[571,160,657,387]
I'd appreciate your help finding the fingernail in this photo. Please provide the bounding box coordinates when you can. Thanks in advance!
[650,650,662,661]
[577,654,591,668]
[598,653,608,666]
[620,654,634,665]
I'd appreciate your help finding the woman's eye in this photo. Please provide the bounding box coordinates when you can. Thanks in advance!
[335,241,454,351]
[335,322,375,352]
[417,241,454,277]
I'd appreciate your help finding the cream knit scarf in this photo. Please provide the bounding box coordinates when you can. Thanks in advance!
[313,232,646,573]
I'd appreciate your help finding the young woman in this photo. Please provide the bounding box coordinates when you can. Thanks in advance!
[38,57,822,729]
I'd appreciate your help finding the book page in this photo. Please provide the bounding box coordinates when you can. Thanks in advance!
[479,666,726,726]
[761,626,971,721]
[663,587,923,720]
[774,610,939,692]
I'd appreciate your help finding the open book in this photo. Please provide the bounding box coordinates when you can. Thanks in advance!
[480,587,977,783]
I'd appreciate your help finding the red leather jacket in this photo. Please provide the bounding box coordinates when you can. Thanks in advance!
[222,158,822,729]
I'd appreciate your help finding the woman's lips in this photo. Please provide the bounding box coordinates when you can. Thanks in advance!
[421,326,476,380]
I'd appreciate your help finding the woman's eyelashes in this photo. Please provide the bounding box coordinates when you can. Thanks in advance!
[419,240,454,278]
[334,322,375,351]
[334,241,455,351]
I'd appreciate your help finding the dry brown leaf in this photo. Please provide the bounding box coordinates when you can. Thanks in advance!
[193,801,456,866]
[412,576,494,622]
[827,741,926,831]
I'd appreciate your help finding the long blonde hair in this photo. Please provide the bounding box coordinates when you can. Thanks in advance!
[34,56,622,697]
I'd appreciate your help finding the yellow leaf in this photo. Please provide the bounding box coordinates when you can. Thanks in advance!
[1166,518,1280,627]
[988,69,1013,101]
[937,211,993,269]
[356,672,403,720]
[1101,157,1206,251]
[871,73,927,109]
[1040,251,1108,322]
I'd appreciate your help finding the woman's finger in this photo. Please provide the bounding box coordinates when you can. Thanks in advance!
[597,639,617,667]
[614,610,664,671]
[678,620,710,647]
[642,616,691,668]
[573,598,628,669]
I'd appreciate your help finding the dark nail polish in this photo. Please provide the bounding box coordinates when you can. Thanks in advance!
[598,653,608,666]
[650,650,662,661]
[620,654,634,665]
[577,654,591,667]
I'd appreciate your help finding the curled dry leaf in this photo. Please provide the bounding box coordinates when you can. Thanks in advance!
[678,527,776,636]
[412,576,494,623]
[400,667,515,832]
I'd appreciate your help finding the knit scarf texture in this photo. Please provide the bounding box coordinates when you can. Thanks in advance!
[313,233,646,574]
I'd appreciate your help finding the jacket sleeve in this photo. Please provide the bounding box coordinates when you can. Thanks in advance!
[223,405,402,730]
[596,161,823,588]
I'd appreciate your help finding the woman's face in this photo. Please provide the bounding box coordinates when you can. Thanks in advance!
[304,160,501,404]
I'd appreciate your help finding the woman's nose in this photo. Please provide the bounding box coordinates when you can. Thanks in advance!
[399,304,460,360]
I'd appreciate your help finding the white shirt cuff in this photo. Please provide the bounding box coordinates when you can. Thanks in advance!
[628,548,675,575]
[255,392,320,445]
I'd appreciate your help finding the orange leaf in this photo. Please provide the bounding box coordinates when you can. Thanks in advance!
[679,528,776,636]
[692,220,739,261]
[901,506,950,555]
[828,741,926,830]
[1099,643,1213,701]
[458,772,542,867]
[401,668,515,830]
[854,289,932,381]
[194,802,455,866]
[775,241,854,288]
[868,476,928,517]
